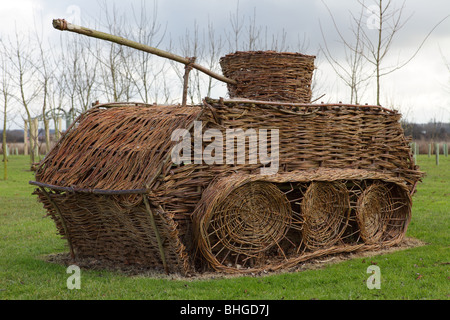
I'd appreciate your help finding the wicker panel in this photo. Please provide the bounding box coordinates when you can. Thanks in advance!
[35,104,203,193]
[34,188,191,275]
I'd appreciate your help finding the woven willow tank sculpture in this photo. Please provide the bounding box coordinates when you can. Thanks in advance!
[30,20,423,275]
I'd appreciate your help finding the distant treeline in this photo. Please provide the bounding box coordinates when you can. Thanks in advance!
[2,123,450,143]
[1,129,57,143]
[402,122,450,141]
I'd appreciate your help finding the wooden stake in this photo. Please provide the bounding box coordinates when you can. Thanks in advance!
[143,195,169,274]
[182,57,196,106]
[435,143,439,166]
[410,142,417,164]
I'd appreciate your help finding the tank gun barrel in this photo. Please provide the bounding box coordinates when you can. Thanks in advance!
[52,19,237,86]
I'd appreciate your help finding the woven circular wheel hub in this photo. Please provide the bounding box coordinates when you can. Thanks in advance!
[209,182,291,256]
[356,183,389,244]
[356,182,411,244]
[301,181,350,250]
[195,179,292,270]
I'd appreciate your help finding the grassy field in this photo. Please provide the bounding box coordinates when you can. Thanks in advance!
[0,155,448,300]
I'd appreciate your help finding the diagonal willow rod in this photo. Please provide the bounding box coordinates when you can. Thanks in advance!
[52,19,237,86]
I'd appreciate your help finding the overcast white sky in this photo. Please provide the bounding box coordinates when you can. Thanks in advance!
[1,0,450,123]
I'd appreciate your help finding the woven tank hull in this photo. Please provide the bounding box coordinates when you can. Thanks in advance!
[31,51,423,275]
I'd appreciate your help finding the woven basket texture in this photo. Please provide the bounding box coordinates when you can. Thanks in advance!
[220,51,316,102]
[32,97,422,274]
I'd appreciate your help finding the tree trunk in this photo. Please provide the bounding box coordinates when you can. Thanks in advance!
[2,95,7,180]
[23,120,28,156]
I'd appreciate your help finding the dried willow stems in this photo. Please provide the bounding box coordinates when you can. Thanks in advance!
[194,177,292,271]
[300,182,350,250]
[356,182,411,245]
[31,50,422,275]
[32,98,422,275]
[220,51,316,102]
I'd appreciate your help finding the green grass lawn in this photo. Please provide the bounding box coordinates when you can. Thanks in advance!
[0,155,448,300]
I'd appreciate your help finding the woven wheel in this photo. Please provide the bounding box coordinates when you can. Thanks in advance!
[196,180,292,270]
[356,182,411,245]
[301,181,350,250]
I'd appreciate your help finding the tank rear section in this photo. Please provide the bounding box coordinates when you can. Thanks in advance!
[190,97,421,273]
[189,51,422,273]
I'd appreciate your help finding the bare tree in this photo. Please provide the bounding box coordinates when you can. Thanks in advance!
[359,0,413,105]
[3,28,41,163]
[34,25,54,154]
[226,0,245,52]
[178,20,205,104]
[173,18,226,104]
[95,1,135,102]
[205,19,225,97]
[359,0,448,105]
[77,39,100,111]
[320,1,373,104]
[59,35,77,123]
[246,8,262,51]
[1,46,11,179]
[225,3,292,52]
[126,0,168,104]
[322,0,448,106]
[47,61,67,140]
[99,40,132,102]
